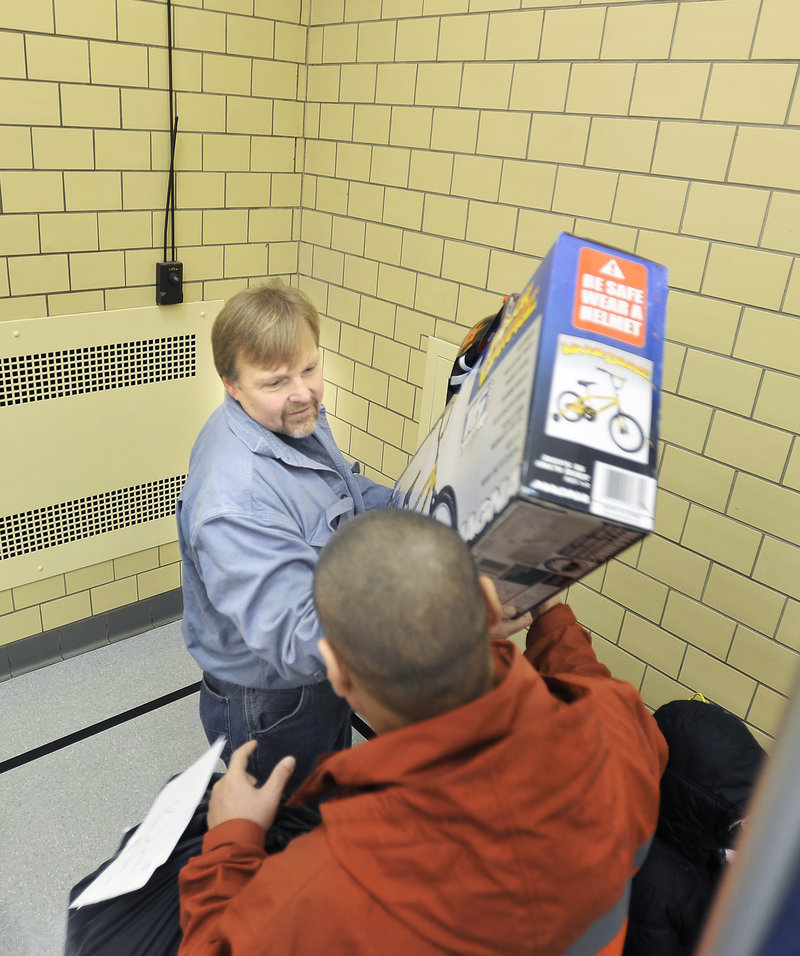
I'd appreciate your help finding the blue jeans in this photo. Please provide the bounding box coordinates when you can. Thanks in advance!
[199,672,352,796]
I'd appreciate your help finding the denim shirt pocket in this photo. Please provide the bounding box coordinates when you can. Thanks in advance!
[307,496,355,547]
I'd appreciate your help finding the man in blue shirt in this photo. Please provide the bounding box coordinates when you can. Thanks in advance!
[177,281,392,794]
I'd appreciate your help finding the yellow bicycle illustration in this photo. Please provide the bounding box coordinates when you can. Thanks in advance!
[552,367,645,454]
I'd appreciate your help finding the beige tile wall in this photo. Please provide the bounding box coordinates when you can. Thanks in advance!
[2,0,799,748]
[300,0,800,748]
[0,0,304,650]
[0,544,182,645]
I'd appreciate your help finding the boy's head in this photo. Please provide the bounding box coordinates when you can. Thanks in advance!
[314,509,498,725]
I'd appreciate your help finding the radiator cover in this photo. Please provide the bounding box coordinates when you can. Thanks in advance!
[0,301,224,592]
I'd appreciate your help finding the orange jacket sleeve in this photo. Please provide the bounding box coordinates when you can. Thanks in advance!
[178,818,267,954]
[523,602,613,679]
[523,601,668,783]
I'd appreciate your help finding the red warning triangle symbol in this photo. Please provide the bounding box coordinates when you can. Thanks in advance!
[599,258,626,280]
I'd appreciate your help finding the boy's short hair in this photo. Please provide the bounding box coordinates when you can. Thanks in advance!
[314,509,492,723]
[211,280,321,382]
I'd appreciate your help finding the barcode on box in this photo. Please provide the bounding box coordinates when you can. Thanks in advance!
[592,462,656,530]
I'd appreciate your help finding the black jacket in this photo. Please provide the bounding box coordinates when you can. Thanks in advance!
[623,699,765,956]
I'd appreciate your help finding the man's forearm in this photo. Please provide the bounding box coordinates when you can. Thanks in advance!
[357,475,393,510]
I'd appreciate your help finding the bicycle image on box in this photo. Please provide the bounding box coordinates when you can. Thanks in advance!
[553,367,644,454]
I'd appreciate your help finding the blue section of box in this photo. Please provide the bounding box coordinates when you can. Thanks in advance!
[392,232,668,612]
[523,234,667,497]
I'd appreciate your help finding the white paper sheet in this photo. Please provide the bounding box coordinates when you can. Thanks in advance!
[70,736,226,908]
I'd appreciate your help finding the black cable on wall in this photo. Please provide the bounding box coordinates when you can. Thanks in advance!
[156,0,183,305]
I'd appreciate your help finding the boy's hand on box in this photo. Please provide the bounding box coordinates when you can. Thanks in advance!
[531,593,564,620]
[493,605,534,640]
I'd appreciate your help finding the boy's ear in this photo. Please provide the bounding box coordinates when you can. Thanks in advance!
[318,638,353,698]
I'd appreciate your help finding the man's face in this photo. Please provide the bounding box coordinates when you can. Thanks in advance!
[223,343,324,438]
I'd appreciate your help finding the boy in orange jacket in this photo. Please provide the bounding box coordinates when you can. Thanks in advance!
[179,508,667,955]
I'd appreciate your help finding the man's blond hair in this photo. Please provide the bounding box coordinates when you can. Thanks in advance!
[211,280,321,382]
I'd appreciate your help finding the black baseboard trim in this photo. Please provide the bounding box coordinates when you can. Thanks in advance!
[1,680,375,777]
[0,588,184,681]
[0,680,202,776]
[351,713,376,741]
[0,591,379,774]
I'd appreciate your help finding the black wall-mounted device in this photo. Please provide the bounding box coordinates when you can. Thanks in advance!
[156,260,183,305]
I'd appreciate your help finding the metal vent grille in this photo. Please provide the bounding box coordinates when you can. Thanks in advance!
[0,476,187,561]
[0,335,196,407]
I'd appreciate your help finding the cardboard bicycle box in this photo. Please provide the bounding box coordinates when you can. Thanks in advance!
[391,232,669,612]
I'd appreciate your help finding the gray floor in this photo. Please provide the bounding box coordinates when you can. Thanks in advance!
[0,622,211,956]
[0,622,367,956]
